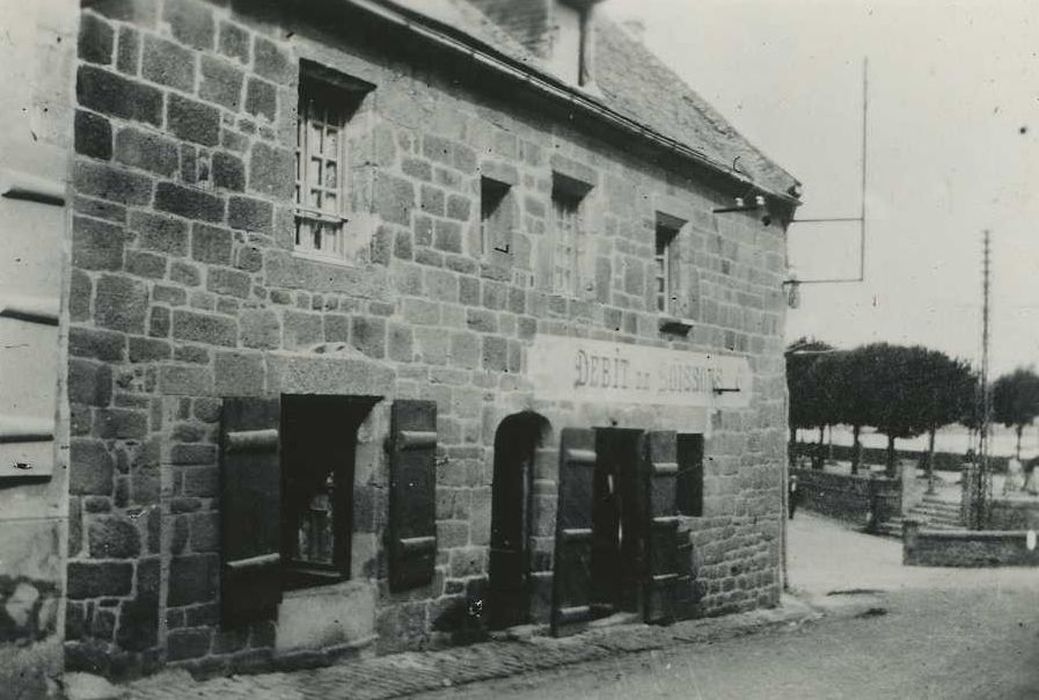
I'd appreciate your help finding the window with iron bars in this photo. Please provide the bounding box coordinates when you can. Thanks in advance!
[552,189,584,296]
[294,73,369,260]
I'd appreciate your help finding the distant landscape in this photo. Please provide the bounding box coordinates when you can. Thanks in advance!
[799,425,1039,461]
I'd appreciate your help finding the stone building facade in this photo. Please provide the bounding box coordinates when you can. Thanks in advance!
[4,0,801,687]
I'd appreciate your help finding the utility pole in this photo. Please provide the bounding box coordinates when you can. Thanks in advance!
[975,230,992,529]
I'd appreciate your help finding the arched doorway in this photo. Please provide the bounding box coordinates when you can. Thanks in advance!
[487,412,550,630]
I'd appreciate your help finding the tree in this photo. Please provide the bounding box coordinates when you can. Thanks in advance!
[866,344,934,476]
[992,368,1039,459]
[786,338,834,468]
[913,350,975,484]
[835,345,883,474]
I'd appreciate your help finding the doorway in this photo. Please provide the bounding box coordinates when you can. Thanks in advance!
[590,428,646,617]
[487,412,549,629]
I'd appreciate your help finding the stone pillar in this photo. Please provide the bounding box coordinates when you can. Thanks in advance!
[902,519,920,565]
[961,462,979,529]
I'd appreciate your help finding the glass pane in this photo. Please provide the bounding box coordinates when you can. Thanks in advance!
[325,161,337,189]
[325,128,338,156]
[312,221,324,250]
[323,193,337,214]
[308,188,322,208]
[310,121,323,155]
[308,157,322,186]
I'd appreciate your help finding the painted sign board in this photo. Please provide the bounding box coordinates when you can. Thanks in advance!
[527,335,752,409]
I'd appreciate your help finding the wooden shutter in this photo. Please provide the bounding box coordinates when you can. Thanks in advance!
[643,430,680,625]
[220,397,282,624]
[388,400,438,591]
[551,427,596,635]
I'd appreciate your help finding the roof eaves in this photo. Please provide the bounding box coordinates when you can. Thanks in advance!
[320,0,801,207]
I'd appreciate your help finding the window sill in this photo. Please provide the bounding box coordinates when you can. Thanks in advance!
[658,316,694,336]
[292,249,358,268]
[283,565,349,591]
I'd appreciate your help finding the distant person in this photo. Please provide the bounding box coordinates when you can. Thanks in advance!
[788,475,802,519]
[1025,457,1039,496]
[1005,457,1024,494]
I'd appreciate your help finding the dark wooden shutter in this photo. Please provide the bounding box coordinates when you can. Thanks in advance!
[388,400,438,591]
[674,529,697,621]
[643,430,680,625]
[220,397,282,624]
[551,427,597,635]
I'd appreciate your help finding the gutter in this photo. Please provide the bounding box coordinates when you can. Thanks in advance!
[326,0,801,208]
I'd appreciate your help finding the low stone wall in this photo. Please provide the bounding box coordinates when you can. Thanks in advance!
[987,498,1039,531]
[791,468,900,529]
[903,520,1039,567]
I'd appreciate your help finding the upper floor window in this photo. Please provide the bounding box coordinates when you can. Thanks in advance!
[294,67,372,261]
[551,173,593,296]
[481,177,513,263]
[655,214,683,314]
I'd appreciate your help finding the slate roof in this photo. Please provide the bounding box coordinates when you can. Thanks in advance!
[369,0,800,198]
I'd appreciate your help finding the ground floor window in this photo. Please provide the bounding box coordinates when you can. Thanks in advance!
[280,395,376,589]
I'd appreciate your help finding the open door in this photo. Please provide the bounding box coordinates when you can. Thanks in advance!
[643,430,681,625]
[551,427,596,635]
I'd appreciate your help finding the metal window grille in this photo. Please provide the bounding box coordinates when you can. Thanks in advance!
[295,89,346,258]
[553,193,581,295]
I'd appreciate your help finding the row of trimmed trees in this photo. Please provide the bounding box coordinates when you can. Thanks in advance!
[787,338,1039,477]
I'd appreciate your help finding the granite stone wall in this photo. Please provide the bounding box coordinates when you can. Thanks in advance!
[791,468,901,529]
[903,521,1039,567]
[66,0,790,679]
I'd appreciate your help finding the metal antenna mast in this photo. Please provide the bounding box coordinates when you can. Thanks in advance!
[778,57,869,295]
[975,230,992,529]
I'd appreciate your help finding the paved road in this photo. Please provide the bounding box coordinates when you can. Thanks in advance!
[421,514,1039,700]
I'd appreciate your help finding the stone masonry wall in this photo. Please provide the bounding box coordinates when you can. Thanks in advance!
[792,468,901,530]
[66,0,789,679]
[903,521,1039,567]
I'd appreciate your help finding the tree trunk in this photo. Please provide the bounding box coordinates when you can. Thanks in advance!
[1016,425,1023,460]
[789,426,797,466]
[814,425,825,470]
[925,428,936,494]
[885,434,897,477]
[850,425,862,475]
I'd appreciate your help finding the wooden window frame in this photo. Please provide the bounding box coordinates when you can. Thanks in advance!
[655,218,681,315]
[551,173,592,297]
[293,66,373,262]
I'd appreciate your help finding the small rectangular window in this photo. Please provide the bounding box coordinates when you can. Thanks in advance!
[481,177,512,258]
[676,433,704,517]
[655,215,682,314]
[294,71,370,260]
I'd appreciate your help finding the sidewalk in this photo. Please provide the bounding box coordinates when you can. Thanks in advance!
[79,512,914,700]
[115,593,834,700]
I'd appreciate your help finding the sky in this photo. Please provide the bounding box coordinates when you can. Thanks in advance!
[607,0,1039,378]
